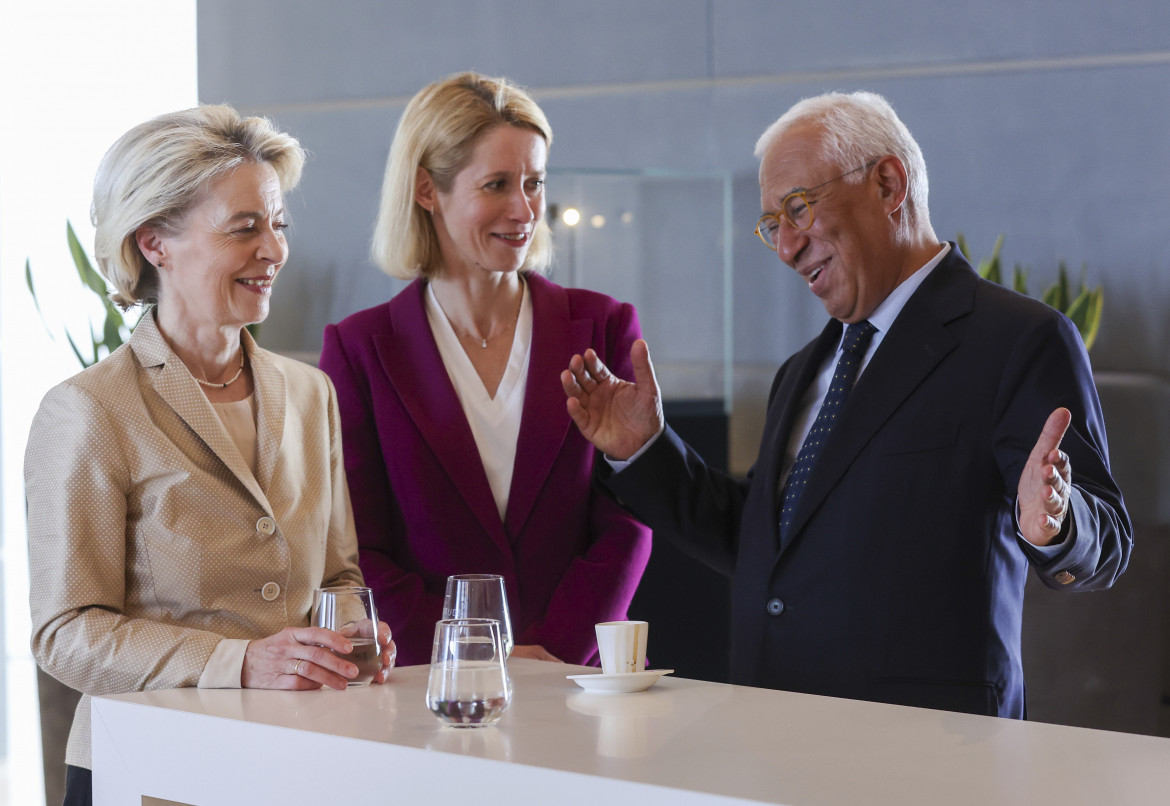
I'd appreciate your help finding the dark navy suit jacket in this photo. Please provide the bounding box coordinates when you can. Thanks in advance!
[322,273,652,666]
[605,247,1131,717]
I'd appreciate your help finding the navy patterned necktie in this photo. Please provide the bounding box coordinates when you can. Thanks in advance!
[778,320,877,541]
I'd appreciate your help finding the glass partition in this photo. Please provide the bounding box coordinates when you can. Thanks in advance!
[546,169,736,681]
[545,169,733,412]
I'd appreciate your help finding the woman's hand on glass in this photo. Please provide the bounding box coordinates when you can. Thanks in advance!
[372,620,397,683]
[242,626,359,690]
[335,617,396,684]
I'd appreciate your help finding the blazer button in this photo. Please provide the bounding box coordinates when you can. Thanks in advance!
[1054,570,1076,585]
[766,598,785,616]
[256,517,276,536]
[261,582,281,601]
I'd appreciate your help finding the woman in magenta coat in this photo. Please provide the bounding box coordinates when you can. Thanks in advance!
[320,72,651,666]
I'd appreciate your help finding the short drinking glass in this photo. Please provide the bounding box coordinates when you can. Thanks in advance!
[426,618,511,728]
[443,574,513,657]
[310,586,380,686]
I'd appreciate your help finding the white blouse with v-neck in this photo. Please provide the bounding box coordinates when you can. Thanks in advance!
[425,280,533,521]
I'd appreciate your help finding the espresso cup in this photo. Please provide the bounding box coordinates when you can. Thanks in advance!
[595,620,648,675]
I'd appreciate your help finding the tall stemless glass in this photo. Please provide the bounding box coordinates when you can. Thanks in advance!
[443,574,513,657]
[426,617,511,727]
[310,586,380,686]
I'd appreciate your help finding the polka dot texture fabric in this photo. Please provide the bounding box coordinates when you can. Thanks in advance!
[24,311,362,768]
[778,320,877,541]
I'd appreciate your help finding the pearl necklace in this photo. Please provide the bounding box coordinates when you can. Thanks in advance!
[193,352,246,389]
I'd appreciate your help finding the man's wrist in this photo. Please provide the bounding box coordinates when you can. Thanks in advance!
[604,423,666,472]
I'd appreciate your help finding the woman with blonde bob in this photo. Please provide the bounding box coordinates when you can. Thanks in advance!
[26,105,395,805]
[321,72,651,666]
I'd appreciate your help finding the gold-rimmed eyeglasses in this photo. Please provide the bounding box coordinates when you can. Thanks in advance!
[754,160,877,250]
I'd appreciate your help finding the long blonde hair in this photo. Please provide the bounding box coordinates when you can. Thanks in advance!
[370,72,554,280]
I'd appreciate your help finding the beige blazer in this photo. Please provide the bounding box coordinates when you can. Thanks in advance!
[25,311,362,768]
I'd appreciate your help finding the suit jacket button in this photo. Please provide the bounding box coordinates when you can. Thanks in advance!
[261,582,281,601]
[256,517,276,536]
[766,598,785,616]
[1054,570,1076,585]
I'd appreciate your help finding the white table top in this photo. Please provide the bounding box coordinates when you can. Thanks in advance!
[93,659,1170,805]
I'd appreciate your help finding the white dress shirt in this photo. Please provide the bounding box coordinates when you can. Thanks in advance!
[777,243,951,488]
[426,280,534,520]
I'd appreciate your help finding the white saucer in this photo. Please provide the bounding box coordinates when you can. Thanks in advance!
[566,669,673,694]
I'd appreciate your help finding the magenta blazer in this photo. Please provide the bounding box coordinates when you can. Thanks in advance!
[320,273,652,666]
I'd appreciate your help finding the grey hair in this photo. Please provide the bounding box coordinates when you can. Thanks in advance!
[754,91,930,242]
[92,104,305,309]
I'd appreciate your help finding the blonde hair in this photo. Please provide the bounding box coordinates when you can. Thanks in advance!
[755,91,931,243]
[371,72,553,280]
[92,104,305,309]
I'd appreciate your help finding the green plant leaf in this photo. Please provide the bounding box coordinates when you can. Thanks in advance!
[986,234,1005,282]
[984,254,1001,284]
[956,232,971,260]
[65,331,94,369]
[1056,262,1071,311]
[955,232,1102,352]
[1066,287,1103,352]
[1040,285,1059,308]
[1012,264,1029,295]
[1042,262,1071,311]
[102,306,125,353]
[25,259,43,315]
[969,233,1005,283]
[990,233,1004,262]
[1077,262,1091,296]
[1084,289,1103,352]
[29,220,139,369]
[26,258,58,339]
[67,220,110,298]
[1066,289,1090,326]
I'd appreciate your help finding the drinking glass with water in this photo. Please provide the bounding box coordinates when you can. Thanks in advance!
[310,586,381,686]
[426,617,511,727]
[443,574,514,658]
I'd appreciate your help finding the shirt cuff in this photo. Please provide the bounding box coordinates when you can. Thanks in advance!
[604,423,666,473]
[198,638,249,689]
[1013,497,1073,558]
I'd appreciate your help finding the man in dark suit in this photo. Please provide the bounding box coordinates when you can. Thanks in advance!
[560,91,1131,718]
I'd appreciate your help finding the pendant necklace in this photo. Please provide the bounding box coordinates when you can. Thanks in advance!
[444,285,524,349]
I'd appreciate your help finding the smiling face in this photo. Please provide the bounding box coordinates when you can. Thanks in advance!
[759,123,908,323]
[422,124,547,279]
[153,161,288,329]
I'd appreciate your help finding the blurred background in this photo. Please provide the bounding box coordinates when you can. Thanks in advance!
[2,2,1168,803]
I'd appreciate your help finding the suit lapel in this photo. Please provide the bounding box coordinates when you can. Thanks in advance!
[129,311,273,515]
[247,330,284,496]
[505,275,587,535]
[778,252,977,556]
[374,281,509,547]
